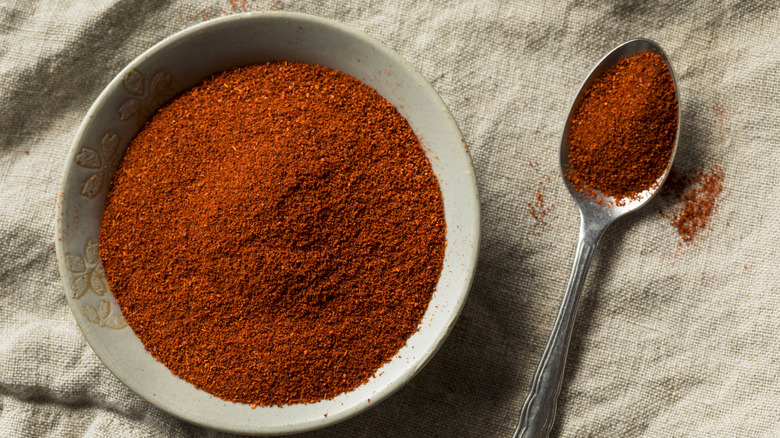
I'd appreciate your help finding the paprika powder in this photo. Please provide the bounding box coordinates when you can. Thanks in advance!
[567,51,678,201]
[661,164,724,244]
[100,62,446,406]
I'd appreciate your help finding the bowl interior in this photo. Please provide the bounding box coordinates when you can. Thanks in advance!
[56,12,479,435]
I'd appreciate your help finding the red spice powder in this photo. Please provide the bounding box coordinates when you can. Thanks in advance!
[527,161,553,233]
[660,165,724,244]
[567,51,678,201]
[100,62,446,406]
[530,189,547,227]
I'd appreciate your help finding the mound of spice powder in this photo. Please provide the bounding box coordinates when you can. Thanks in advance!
[567,51,678,200]
[99,62,446,406]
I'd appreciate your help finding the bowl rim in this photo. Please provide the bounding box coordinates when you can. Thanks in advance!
[55,10,481,435]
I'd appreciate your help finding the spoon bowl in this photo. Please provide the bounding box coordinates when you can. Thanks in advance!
[514,38,679,438]
[561,38,681,218]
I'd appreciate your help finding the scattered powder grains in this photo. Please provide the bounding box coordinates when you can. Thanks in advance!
[567,51,678,201]
[529,189,547,228]
[660,165,725,244]
[100,62,446,406]
[527,161,553,233]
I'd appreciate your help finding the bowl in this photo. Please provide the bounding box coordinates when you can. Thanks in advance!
[55,11,480,435]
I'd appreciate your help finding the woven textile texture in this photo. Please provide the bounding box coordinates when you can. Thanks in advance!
[1,1,779,436]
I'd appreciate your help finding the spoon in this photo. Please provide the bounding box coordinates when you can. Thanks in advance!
[513,38,680,438]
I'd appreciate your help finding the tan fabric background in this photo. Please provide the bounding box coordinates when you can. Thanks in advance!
[1,0,778,436]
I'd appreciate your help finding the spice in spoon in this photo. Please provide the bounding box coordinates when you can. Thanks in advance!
[566,50,678,201]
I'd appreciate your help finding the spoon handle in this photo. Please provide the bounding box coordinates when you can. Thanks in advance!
[513,218,606,438]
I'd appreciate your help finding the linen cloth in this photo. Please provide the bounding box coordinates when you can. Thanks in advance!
[1,0,778,436]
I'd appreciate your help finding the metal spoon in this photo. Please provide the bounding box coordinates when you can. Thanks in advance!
[513,38,680,438]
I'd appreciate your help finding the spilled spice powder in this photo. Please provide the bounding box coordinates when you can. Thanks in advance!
[527,161,553,233]
[567,51,678,201]
[660,165,724,244]
[100,62,446,406]
[530,190,547,228]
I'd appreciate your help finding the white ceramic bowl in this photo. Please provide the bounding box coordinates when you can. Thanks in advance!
[55,12,480,435]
